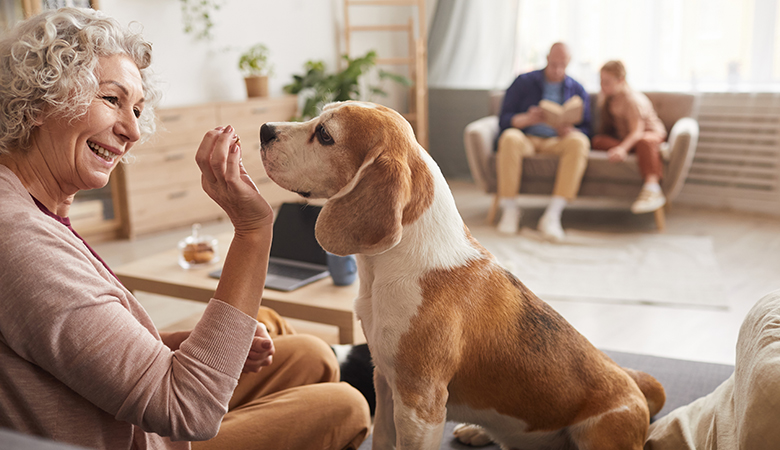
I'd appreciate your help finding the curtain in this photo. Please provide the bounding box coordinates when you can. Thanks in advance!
[427,0,519,89]
[428,0,780,93]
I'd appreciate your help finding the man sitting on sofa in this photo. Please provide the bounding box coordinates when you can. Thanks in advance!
[495,42,591,241]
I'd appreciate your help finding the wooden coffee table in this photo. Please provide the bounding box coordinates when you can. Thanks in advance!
[114,234,362,344]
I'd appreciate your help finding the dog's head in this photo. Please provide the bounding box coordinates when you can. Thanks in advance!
[260,101,433,256]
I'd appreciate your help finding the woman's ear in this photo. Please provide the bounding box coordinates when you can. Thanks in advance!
[315,154,408,256]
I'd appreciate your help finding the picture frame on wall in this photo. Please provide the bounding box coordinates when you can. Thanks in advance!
[19,0,98,20]
[41,0,93,8]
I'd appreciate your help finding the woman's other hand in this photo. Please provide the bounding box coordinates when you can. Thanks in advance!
[607,145,629,162]
[195,126,274,234]
[243,322,275,373]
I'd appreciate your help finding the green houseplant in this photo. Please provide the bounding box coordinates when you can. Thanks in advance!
[180,0,222,41]
[239,43,274,98]
[283,50,411,121]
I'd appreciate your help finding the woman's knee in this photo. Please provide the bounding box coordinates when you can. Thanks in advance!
[591,134,616,151]
[635,138,657,154]
[275,334,340,382]
[322,383,372,444]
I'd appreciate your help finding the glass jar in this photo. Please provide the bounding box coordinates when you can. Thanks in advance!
[178,223,219,269]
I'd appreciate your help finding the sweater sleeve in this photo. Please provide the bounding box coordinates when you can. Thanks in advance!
[0,210,257,441]
[499,75,531,133]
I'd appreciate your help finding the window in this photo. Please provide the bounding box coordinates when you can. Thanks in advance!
[515,0,780,92]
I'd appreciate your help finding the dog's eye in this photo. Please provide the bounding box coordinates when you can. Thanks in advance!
[316,124,334,145]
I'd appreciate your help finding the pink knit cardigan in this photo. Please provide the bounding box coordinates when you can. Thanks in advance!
[0,165,257,449]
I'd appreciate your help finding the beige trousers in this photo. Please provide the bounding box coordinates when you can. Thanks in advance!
[496,128,590,200]
[645,290,780,449]
[192,307,371,450]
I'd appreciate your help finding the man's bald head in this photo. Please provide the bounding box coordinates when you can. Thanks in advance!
[545,42,571,83]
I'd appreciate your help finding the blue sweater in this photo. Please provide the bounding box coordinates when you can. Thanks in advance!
[496,69,591,151]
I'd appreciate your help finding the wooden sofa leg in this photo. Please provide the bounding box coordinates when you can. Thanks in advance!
[487,195,499,224]
[654,207,666,232]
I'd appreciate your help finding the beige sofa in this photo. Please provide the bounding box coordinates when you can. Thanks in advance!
[463,91,699,230]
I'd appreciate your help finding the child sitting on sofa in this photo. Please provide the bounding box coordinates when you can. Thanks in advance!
[592,60,668,215]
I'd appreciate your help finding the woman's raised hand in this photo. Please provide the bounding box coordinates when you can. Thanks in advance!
[195,126,274,233]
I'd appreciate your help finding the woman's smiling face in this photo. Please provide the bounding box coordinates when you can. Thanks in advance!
[33,53,145,194]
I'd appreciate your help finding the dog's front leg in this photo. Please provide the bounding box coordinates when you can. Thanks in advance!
[392,381,448,450]
[371,367,396,450]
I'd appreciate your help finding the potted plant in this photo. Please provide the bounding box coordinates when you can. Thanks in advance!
[283,50,411,121]
[239,43,274,98]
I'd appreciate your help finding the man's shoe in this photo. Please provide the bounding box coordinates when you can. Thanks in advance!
[497,204,521,235]
[537,214,565,242]
[631,189,666,214]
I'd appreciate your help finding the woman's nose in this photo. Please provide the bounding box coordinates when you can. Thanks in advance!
[117,109,141,143]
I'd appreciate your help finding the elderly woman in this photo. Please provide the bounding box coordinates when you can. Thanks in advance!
[0,8,369,450]
[592,60,668,214]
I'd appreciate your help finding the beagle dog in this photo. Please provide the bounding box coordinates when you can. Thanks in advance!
[259,101,665,450]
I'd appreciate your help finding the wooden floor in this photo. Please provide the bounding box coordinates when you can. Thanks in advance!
[93,180,780,366]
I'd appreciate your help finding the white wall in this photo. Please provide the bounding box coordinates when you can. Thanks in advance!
[100,0,342,108]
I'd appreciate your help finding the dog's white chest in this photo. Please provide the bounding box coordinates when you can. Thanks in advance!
[354,268,423,373]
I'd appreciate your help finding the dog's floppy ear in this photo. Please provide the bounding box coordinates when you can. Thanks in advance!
[315,153,409,256]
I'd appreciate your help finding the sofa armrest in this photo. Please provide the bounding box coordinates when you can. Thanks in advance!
[662,117,699,203]
[464,115,500,193]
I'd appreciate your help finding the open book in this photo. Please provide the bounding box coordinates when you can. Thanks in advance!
[539,95,583,129]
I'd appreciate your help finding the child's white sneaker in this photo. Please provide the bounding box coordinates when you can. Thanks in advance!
[631,188,666,214]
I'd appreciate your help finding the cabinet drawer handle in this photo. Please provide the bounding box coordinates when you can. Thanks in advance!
[251,107,269,115]
[160,114,182,122]
[164,153,186,162]
[168,191,187,200]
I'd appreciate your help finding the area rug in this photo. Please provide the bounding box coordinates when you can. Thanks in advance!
[467,226,728,309]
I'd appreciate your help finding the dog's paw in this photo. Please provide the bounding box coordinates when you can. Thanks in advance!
[453,423,493,447]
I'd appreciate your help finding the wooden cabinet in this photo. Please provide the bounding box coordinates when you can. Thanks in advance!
[115,96,300,239]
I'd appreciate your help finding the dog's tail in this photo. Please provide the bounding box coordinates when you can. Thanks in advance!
[623,368,666,418]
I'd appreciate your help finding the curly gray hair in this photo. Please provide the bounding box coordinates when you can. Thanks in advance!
[0,7,161,155]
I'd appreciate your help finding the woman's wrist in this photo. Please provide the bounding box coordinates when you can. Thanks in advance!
[232,218,274,241]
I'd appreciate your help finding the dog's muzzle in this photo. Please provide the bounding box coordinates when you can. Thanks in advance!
[260,123,277,146]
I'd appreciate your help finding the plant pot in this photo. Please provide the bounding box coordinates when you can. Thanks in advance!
[244,75,269,98]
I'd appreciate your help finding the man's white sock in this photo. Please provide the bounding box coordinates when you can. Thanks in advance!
[543,195,567,220]
[501,197,519,211]
[644,182,662,193]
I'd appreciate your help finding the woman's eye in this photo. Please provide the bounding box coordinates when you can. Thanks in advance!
[133,108,142,119]
[317,124,334,145]
[102,96,119,105]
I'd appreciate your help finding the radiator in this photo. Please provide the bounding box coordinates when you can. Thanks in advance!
[677,92,780,216]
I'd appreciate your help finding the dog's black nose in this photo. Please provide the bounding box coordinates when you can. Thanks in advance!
[260,123,277,145]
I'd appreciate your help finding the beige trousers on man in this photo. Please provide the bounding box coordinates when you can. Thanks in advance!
[496,128,590,200]
[192,307,371,450]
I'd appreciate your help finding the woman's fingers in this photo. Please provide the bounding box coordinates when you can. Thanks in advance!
[224,136,243,187]
[197,125,250,197]
[208,125,236,186]
[195,128,223,185]
[196,125,273,230]
[243,323,275,373]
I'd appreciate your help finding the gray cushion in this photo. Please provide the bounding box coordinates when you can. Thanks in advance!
[357,351,734,450]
